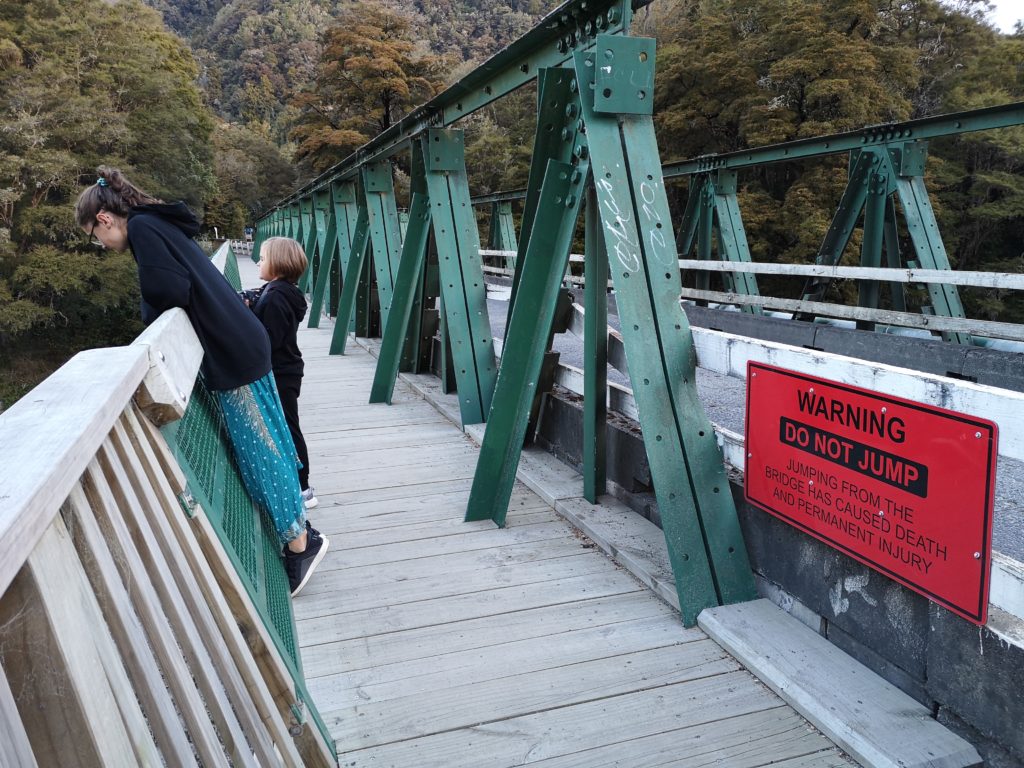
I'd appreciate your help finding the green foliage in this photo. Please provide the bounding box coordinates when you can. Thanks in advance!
[653,0,1024,322]
[290,3,448,174]
[0,0,210,400]
[206,121,297,233]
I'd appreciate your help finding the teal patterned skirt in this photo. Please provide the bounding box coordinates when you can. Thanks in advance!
[215,372,306,544]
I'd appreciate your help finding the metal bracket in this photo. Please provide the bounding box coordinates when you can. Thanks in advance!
[594,35,656,115]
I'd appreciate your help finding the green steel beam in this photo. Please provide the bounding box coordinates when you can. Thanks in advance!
[663,101,1024,177]
[370,191,432,404]
[362,161,403,328]
[579,36,755,625]
[308,187,339,327]
[472,189,526,206]
[329,200,371,355]
[487,201,518,269]
[583,188,607,502]
[506,67,584,333]
[423,128,497,425]
[465,160,585,525]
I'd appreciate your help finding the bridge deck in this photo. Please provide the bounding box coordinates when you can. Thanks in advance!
[237,257,855,766]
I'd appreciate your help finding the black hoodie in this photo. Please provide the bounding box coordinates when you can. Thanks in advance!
[127,203,271,391]
[247,279,306,379]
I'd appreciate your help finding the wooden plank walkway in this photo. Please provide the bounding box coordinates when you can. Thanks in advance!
[237,256,856,767]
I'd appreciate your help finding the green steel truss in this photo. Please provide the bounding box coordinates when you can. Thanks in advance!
[462,39,755,625]
[369,130,498,424]
[253,0,1024,625]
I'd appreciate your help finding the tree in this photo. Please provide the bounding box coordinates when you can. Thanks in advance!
[290,2,448,173]
[0,0,215,405]
[206,121,297,235]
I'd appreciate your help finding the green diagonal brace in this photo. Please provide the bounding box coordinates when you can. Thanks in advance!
[465,159,584,525]
[505,69,580,334]
[370,191,432,404]
[308,187,339,327]
[362,161,403,327]
[298,196,317,293]
[798,149,879,308]
[329,201,371,355]
[424,128,497,425]
[488,201,518,268]
[894,143,971,344]
[581,36,755,625]
[712,170,761,312]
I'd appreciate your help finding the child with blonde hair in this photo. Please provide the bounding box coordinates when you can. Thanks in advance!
[242,237,317,504]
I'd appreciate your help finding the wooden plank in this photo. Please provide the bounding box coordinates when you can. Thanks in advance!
[298,571,644,646]
[132,408,337,768]
[680,287,1024,342]
[0,520,140,768]
[318,521,575,571]
[312,491,551,535]
[699,599,980,768]
[0,662,37,768]
[338,669,775,765]
[300,537,606,600]
[314,477,473,507]
[107,419,285,768]
[0,345,148,596]
[300,591,674,677]
[326,641,738,749]
[308,614,702,712]
[295,551,618,621]
[309,441,478,474]
[131,308,203,425]
[526,707,850,767]
[64,486,198,767]
[325,508,554,549]
[82,457,232,767]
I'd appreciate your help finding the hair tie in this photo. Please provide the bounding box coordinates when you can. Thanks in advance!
[96,177,108,187]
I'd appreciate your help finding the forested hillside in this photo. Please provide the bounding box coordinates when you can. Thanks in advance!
[0,0,1021,408]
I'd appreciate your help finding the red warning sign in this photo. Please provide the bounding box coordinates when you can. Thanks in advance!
[744,362,997,624]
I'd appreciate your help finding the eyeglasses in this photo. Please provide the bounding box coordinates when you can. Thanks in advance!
[86,221,104,249]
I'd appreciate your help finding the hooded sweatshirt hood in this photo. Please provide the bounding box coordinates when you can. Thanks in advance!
[129,202,201,237]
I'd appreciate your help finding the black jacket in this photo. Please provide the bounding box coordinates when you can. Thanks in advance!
[127,203,271,390]
[244,279,306,379]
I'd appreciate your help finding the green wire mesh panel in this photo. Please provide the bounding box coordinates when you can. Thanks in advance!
[164,382,299,662]
[162,381,333,753]
[223,245,242,290]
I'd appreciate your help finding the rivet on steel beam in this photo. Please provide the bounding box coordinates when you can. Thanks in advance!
[571,169,582,184]
[565,194,576,208]
[608,7,620,23]
[560,127,570,141]
[569,78,578,93]
[566,103,578,118]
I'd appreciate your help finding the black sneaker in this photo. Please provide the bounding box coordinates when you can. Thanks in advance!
[284,530,329,597]
[283,521,323,556]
